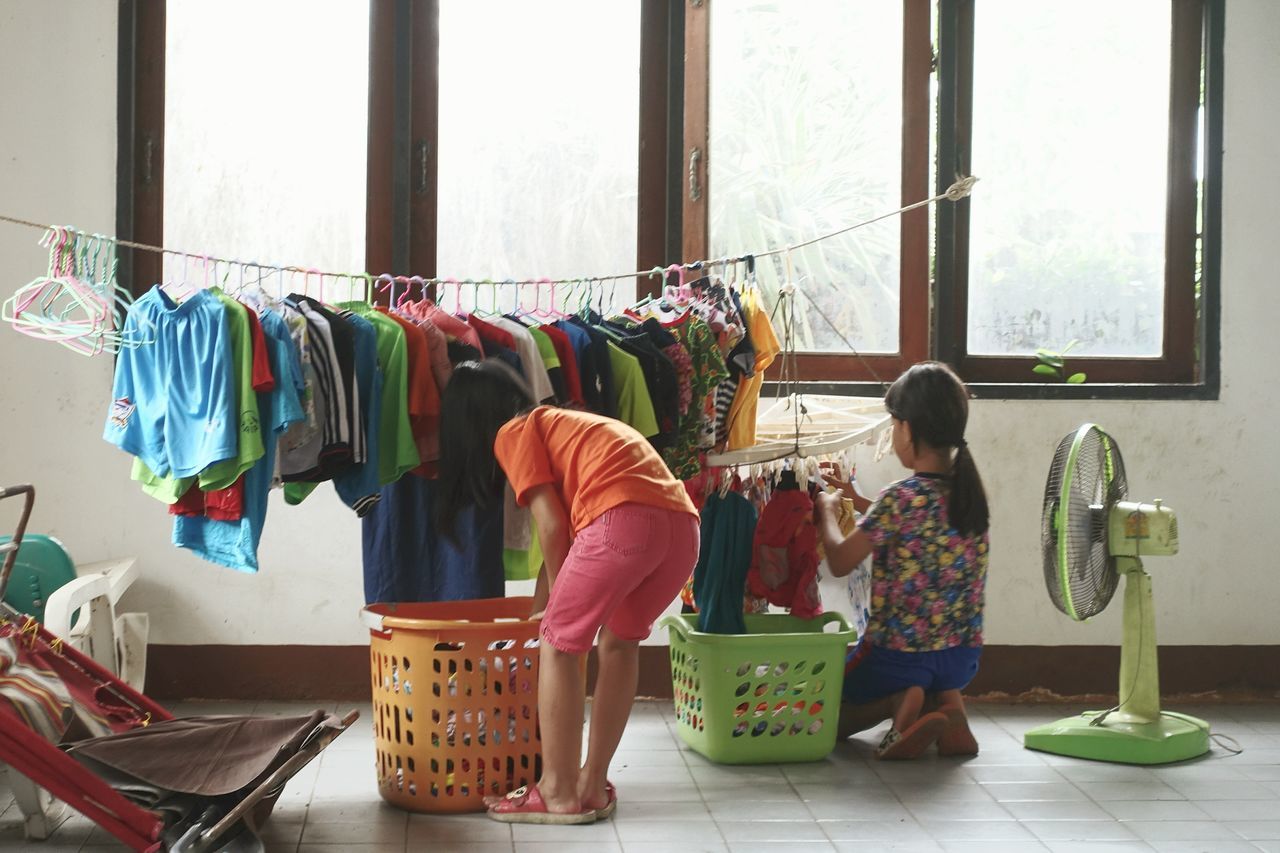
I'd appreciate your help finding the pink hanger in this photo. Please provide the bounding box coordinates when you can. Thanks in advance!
[374,273,397,306]
[393,275,415,310]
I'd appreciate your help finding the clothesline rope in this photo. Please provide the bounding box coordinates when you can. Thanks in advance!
[0,176,977,288]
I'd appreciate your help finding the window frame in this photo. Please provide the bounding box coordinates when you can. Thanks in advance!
[118,0,1223,399]
[934,0,1217,391]
[682,0,934,385]
[119,0,676,307]
[685,0,1223,399]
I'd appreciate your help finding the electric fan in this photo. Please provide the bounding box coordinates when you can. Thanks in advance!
[1023,424,1210,764]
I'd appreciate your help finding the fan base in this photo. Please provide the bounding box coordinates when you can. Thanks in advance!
[1024,711,1210,765]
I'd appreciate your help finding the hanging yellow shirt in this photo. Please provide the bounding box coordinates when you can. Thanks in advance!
[726,288,781,450]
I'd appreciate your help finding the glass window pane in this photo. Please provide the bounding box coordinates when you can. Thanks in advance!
[437,2,640,312]
[709,1,904,354]
[165,1,370,291]
[967,0,1171,357]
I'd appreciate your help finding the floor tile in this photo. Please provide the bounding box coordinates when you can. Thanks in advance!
[818,820,932,842]
[1042,843,1155,853]
[981,782,1090,802]
[1098,800,1210,822]
[1225,820,1280,840]
[1076,781,1184,801]
[1024,820,1141,841]
[917,819,1037,841]
[726,844,838,853]
[4,699,1275,853]
[1004,800,1114,822]
[514,843,621,853]
[1125,820,1247,841]
[613,818,724,843]
[904,800,1014,822]
[622,842,727,853]
[718,820,831,842]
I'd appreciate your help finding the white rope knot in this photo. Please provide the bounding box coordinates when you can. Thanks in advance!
[944,176,979,201]
[778,280,798,295]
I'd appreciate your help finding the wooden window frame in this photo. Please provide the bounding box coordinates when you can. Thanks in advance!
[935,0,1218,389]
[682,0,934,385]
[119,0,676,308]
[684,0,1223,398]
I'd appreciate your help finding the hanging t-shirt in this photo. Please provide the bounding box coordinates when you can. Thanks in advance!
[381,308,439,466]
[605,342,659,439]
[361,474,505,603]
[692,490,759,634]
[490,316,555,403]
[290,295,360,466]
[726,288,781,450]
[106,287,237,484]
[279,298,352,479]
[495,406,696,534]
[283,311,383,515]
[172,308,305,572]
[564,317,616,418]
[660,313,728,480]
[341,306,419,485]
[540,323,584,406]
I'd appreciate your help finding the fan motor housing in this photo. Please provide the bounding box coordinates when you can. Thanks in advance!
[1108,500,1178,557]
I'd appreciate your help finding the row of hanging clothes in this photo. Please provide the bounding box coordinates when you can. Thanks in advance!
[90,233,784,606]
[367,263,783,604]
[686,456,872,636]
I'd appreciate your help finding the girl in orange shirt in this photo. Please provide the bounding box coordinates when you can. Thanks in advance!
[436,360,700,824]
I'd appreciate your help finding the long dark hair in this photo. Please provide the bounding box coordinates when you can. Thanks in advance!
[884,361,989,536]
[434,359,537,541]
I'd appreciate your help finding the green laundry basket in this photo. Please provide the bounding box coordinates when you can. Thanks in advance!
[661,611,855,764]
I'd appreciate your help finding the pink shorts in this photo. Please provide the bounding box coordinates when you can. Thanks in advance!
[540,503,700,654]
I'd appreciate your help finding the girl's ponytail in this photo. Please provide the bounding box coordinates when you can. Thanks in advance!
[950,441,989,537]
[884,361,989,537]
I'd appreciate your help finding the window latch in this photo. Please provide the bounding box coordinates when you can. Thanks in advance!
[689,147,703,203]
[415,140,430,195]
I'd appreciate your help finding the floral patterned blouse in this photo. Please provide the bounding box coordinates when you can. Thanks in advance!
[858,474,988,651]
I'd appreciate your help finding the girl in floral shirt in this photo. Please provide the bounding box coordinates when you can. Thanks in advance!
[816,362,989,759]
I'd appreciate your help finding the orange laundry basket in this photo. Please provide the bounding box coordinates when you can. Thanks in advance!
[361,597,543,814]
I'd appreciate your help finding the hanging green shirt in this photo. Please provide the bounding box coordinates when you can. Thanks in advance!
[606,341,659,439]
[336,303,420,484]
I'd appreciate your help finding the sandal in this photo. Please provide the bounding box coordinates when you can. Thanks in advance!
[876,710,948,760]
[486,784,598,825]
[935,702,980,756]
[590,781,618,821]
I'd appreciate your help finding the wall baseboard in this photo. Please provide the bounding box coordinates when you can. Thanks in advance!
[145,644,1280,703]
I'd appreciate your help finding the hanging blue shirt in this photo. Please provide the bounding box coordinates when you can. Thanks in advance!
[172,308,304,572]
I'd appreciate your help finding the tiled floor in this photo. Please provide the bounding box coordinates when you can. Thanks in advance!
[2,700,1278,852]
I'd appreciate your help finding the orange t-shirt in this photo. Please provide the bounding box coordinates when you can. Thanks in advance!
[495,407,698,533]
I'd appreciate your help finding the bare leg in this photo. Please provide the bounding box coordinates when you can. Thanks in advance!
[891,685,925,732]
[534,643,587,814]
[578,627,639,810]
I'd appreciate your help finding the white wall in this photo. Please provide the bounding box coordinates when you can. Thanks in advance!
[1,1,1277,650]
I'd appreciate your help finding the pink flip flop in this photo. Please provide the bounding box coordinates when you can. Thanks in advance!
[590,781,618,821]
[486,784,598,825]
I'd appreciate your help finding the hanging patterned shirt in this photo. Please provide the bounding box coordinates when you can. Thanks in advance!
[660,313,728,480]
[858,474,988,652]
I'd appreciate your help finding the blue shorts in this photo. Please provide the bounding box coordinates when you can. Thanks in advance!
[841,640,982,704]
